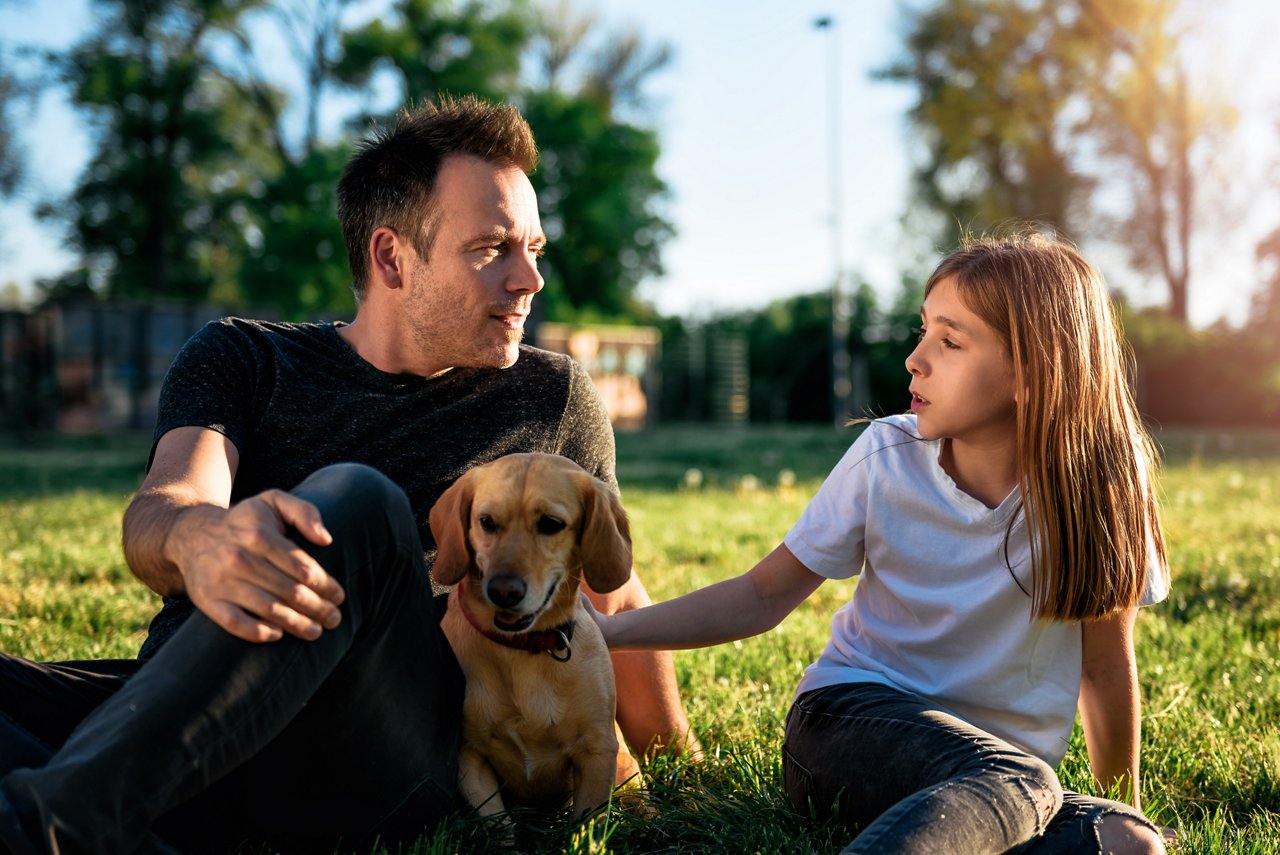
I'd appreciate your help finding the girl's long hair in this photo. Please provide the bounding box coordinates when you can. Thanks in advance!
[928,229,1167,620]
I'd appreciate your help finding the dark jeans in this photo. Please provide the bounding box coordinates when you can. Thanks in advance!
[783,682,1160,854]
[0,463,464,854]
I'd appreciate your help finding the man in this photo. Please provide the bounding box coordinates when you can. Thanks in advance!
[0,95,695,854]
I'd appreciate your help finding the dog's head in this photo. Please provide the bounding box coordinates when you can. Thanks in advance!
[428,453,632,633]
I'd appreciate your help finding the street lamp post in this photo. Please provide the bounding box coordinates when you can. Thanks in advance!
[814,15,851,427]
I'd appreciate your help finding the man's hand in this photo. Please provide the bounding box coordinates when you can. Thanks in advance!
[165,490,344,643]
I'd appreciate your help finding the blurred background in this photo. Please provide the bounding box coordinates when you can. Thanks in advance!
[0,0,1277,436]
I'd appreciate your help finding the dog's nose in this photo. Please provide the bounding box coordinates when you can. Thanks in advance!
[486,575,528,609]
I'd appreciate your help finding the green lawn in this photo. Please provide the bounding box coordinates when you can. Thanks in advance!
[1,426,1278,852]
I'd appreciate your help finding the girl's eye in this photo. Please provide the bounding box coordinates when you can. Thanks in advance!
[536,515,566,535]
[942,338,960,350]
[913,325,925,341]
[478,515,499,533]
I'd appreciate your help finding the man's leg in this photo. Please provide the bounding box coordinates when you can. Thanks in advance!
[1,463,463,854]
[0,657,140,775]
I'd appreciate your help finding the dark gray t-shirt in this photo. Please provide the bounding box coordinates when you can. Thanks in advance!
[139,317,616,656]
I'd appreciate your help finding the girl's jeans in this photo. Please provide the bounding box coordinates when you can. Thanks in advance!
[0,463,464,855]
[783,682,1160,854]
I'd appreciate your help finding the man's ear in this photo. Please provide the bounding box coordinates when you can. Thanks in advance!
[368,226,407,290]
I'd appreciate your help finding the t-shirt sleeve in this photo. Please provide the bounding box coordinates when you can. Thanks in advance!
[149,320,258,469]
[555,359,618,492]
[783,429,874,580]
[1140,526,1170,606]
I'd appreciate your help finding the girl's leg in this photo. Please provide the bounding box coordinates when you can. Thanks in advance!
[1015,792,1166,855]
[783,682,1061,855]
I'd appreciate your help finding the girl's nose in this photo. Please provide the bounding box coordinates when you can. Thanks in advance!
[905,343,925,376]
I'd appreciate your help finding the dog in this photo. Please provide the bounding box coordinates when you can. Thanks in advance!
[429,452,643,833]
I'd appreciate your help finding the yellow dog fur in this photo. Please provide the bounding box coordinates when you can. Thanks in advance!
[429,453,641,832]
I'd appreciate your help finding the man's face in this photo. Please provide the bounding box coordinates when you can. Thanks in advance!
[403,155,546,373]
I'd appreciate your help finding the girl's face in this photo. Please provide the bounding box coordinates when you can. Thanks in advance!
[905,276,1017,446]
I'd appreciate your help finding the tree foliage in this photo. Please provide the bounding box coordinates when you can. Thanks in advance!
[237,144,354,317]
[879,0,1097,244]
[336,0,530,108]
[0,68,19,197]
[884,0,1236,323]
[44,0,275,303]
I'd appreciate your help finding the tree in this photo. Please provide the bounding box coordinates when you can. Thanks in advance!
[46,0,275,304]
[521,89,671,321]
[336,0,530,110]
[879,0,1097,246]
[0,0,23,198]
[1253,224,1280,332]
[0,68,19,197]
[237,143,354,318]
[230,0,358,318]
[1076,0,1234,324]
[884,0,1236,323]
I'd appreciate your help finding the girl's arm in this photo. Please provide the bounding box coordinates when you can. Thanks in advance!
[598,543,825,651]
[1078,606,1143,809]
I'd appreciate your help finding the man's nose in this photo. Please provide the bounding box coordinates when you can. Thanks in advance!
[508,250,544,295]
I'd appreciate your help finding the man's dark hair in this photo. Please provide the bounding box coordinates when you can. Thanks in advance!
[337,95,539,299]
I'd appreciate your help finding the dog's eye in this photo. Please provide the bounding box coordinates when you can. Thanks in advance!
[536,515,566,535]
[478,515,499,534]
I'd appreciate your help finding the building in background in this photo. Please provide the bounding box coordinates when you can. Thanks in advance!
[536,323,661,431]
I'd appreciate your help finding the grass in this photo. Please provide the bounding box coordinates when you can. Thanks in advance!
[1,425,1278,852]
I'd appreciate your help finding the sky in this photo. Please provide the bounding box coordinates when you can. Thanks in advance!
[0,0,1276,327]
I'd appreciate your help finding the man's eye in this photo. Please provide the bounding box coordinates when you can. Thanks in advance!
[535,515,566,535]
[478,515,499,533]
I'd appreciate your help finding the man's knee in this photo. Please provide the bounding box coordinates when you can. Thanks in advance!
[293,463,414,540]
[1096,813,1167,855]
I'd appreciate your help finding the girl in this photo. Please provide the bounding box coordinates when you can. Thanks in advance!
[595,233,1170,854]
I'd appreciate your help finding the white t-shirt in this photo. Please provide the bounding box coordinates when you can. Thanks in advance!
[785,414,1168,766]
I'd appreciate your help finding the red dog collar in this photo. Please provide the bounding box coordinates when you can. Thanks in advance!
[456,577,575,662]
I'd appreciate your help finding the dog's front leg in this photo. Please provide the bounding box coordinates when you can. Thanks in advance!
[458,745,515,844]
[570,746,618,821]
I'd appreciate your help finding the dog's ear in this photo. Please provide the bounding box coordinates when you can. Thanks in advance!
[577,476,633,593]
[428,470,477,586]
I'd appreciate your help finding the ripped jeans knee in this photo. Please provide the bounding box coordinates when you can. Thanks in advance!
[785,683,1067,854]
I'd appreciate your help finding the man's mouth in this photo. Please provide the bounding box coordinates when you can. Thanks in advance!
[491,305,529,330]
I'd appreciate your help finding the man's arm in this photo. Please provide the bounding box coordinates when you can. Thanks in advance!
[585,576,703,759]
[122,426,345,643]
[1079,606,1143,808]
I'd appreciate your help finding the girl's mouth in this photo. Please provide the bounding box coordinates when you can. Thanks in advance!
[910,392,929,412]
